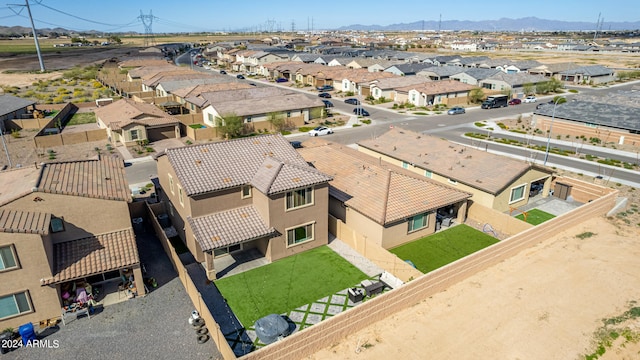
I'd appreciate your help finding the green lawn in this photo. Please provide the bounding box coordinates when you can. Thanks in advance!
[67,112,96,125]
[515,208,556,225]
[215,246,368,327]
[390,224,499,273]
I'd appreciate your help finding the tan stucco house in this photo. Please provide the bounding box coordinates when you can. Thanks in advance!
[298,141,471,249]
[358,128,553,213]
[0,156,143,329]
[155,134,332,280]
[95,98,180,145]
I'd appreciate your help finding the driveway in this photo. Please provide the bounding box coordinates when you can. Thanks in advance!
[2,225,222,360]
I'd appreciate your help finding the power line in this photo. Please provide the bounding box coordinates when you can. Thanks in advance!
[32,0,132,27]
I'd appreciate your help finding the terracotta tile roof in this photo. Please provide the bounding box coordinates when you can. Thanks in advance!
[126,65,177,79]
[298,143,471,225]
[164,134,331,196]
[372,76,432,90]
[94,98,179,130]
[42,228,139,285]
[0,209,50,234]
[395,79,475,95]
[171,82,253,99]
[143,72,210,87]
[119,59,170,68]
[357,128,548,195]
[187,206,276,251]
[211,93,324,117]
[37,155,131,201]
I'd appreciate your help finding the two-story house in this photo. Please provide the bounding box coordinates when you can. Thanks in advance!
[155,134,332,280]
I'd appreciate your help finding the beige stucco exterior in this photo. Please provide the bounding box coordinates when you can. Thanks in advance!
[156,155,330,278]
[358,146,551,213]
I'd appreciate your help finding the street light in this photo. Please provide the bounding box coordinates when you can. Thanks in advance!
[543,96,567,166]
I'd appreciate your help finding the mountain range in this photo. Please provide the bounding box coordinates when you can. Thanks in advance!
[337,17,640,32]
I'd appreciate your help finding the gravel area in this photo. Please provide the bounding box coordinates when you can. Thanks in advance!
[1,225,222,360]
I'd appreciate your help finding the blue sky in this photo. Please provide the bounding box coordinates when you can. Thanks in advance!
[0,0,637,33]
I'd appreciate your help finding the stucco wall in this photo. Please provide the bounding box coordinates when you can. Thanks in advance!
[492,169,551,212]
[0,232,60,330]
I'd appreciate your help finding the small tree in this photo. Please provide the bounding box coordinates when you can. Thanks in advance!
[215,113,244,139]
[469,87,485,103]
[547,78,563,93]
[523,82,535,95]
[500,86,512,97]
[267,112,286,132]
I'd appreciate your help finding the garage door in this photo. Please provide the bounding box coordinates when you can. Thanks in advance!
[147,126,176,141]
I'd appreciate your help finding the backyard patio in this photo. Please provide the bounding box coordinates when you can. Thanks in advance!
[389,224,500,273]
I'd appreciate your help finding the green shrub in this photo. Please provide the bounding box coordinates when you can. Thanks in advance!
[298,126,313,133]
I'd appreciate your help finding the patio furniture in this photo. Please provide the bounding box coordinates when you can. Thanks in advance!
[61,305,90,326]
[361,280,384,297]
[348,287,364,303]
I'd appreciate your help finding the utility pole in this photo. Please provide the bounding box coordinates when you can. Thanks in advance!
[0,121,12,168]
[9,0,45,71]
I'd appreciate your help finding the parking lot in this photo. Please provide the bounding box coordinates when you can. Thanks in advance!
[2,226,222,360]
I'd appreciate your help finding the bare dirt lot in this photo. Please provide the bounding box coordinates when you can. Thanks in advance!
[310,216,640,360]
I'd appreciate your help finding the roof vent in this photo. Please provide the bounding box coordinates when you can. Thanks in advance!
[212,235,221,241]
[201,148,209,153]
[240,213,248,218]
[195,160,202,166]
[292,177,301,182]
[223,177,231,183]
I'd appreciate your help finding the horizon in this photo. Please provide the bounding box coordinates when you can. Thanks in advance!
[0,0,638,34]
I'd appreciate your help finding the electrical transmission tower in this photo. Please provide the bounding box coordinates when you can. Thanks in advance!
[138,10,156,46]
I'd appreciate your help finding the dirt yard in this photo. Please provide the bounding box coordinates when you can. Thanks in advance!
[309,214,640,360]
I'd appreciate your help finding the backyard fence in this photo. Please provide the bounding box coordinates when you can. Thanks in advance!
[467,202,533,236]
[242,189,618,360]
[146,202,237,360]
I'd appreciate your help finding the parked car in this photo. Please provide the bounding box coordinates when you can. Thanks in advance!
[316,85,334,92]
[508,98,522,105]
[308,126,333,136]
[447,107,466,115]
[353,108,369,116]
[275,78,288,83]
[318,92,332,98]
[523,96,537,103]
[289,141,302,149]
[236,74,245,79]
[322,100,334,108]
[219,70,227,75]
[344,98,360,105]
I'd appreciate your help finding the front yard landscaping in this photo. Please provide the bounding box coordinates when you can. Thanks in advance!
[215,246,368,327]
[390,224,499,273]
[515,208,556,225]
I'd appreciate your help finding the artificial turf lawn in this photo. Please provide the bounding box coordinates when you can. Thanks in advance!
[515,208,556,225]
[389,224,499,274]
[214,246,368,327]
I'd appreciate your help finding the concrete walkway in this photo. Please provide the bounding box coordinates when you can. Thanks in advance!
[327,236,384,277]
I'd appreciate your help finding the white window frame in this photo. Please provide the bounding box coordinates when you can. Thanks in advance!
[130,129,139,141]
[0,245,19,272]
[509,183,527,204]
[407,212,429,233]
[286,222,315,247]
[241,185,252,199]
[285,187,313,211]
[402,161,409,169]
[448,178,458,185]
[178,184,184,207]
[168,174,175,195]
[424,170,432,178]
[0,291,32,320]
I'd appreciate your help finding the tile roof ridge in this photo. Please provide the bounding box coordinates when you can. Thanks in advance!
[257,157,284,194]
[54,227,134,244]
[381,169,391,224]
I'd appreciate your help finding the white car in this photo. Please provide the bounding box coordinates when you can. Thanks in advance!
[523,96,537,103]
[308,126,333,136]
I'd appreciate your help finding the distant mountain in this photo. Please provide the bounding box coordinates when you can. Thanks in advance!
[337,17,640,31]
[0,26,136,37]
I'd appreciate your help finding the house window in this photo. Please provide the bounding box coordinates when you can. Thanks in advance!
[208,114,213,123]
[241,185,252,199]
[287,223,314,246]
[509,184,527,203]
[448,179,458,185]
[0,292,32,319]
[286,187,313,210]
[130,129,139,141]
[190,104,195,110]
[408,213,429,233]
[0,245,18,271]
[245,117,252,123]
[178,185,184,207]
[168,174,174,194]
[50,217,65,233]
[402,161,409,169]
[286,111,291,118]
[424,170,432,178]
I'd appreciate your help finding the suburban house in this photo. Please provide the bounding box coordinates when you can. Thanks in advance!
[345,59,402,72]
[0,94,36,123]
[417,66,465,81]
[369,76,432,101]
[527,62,581,78]
[141,71,205,92]
[477,59,541,73]
[298,141,472,249]
[357,128,553,213]
[154,134,333,280]
[557,65,615,85]
[449,68,500,86]
[479,72,549,97]
[450,42,478,52]
[384,63,433,76]
[154,75,239,98]
[169,82,253,114]
[95,98,180,145]
[394,79,475,106]
[341,70,397,96]
[0,156,143,329]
